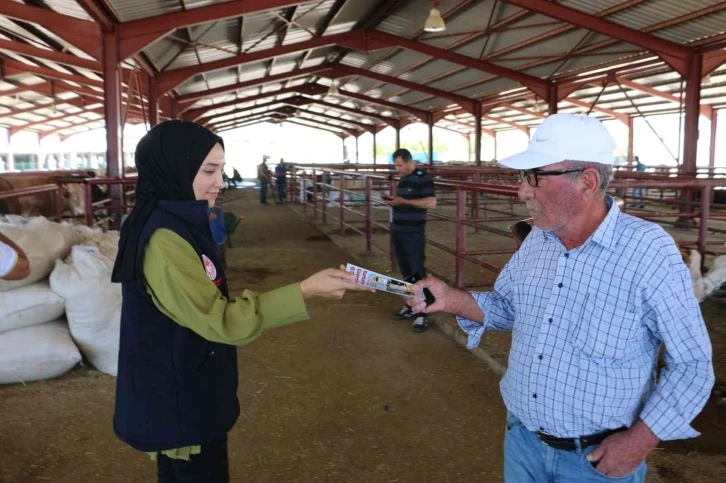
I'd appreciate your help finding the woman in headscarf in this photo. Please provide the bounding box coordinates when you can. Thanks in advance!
[112,121,369,482]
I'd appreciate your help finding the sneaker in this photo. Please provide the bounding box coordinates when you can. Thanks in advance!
[412,316,428,333]
[392,306,416,320]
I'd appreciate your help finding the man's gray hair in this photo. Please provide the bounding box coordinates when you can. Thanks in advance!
[565,161,613,192]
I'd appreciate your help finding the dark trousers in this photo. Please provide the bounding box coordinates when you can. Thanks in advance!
[392,230,427,280]
[259,178,268,204]
[157,435,229,483]
[277,182,287,202]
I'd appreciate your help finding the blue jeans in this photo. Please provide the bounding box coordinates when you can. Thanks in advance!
[504,413,647,483]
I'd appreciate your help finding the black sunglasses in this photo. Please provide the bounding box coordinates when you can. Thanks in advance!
[519,168,585,187]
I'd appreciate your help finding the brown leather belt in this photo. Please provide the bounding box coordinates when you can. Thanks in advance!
[537,426,627,451]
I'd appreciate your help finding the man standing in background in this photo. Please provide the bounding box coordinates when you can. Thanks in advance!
[257,157,272,205]
[385,148,436,333]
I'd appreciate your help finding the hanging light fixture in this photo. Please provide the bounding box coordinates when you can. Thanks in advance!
[532,98,543,113]
[424,1,446,33]
[327,80,340,97]
[703,74,713,86]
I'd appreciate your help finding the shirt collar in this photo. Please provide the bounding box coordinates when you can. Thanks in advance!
[541,196,620,250]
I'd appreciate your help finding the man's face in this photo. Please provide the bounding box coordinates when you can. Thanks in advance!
[394,157,415,176]
[517,161,583,234]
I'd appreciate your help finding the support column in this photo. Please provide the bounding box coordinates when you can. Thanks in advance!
[627,117,634,168]
[373,132,377,164]
[676,53,703,228]
[548,82,558,115]
[682,54,702,175]
[341,136,346,161]
[709,109,718,169]
[427,113,434,165]
[474,103,482,167]
[148,78,159,127]
[170,98,179,121]
[494,132,498,160]
[395,126,401,151]
[103,30,123,228]
[6,131,14,171]
[355,135,359,163]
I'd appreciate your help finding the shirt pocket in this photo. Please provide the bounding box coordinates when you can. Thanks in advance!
[570,292,640,361]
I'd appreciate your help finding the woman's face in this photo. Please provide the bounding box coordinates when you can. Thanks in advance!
[193,143,226,207]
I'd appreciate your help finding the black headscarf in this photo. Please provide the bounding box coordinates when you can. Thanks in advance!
[111,121,224,283]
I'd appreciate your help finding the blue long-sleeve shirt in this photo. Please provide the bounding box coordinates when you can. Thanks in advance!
[458,197,714,441]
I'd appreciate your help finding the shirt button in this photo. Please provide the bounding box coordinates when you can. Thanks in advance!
[538,354,543,360]
[564,253,569,258]
[210,351,215,356]
[548,318,553,323]
[532,393,538,399]
[558,283,563,288]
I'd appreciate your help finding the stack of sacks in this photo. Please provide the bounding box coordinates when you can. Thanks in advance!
[0,216,82,291]
[0,217,83,384]
[50,245,121,376]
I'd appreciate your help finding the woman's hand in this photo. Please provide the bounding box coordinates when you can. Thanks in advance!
[299,265,375,300]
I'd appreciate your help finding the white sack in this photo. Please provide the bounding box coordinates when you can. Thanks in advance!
[0,281,65,334]
[50,246,120,376]
[0,319,81,384]
[0,216,82,292]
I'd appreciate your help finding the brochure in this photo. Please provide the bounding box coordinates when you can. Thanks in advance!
[345,263,424,300]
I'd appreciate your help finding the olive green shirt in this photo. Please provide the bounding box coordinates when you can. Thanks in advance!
[142,229,309,460]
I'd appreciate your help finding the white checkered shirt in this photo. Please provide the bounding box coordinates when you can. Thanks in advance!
[458,197,714,441]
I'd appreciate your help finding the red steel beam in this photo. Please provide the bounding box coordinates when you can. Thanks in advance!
[117,0,307,60]
[296,107,378,133]
[38,117,106,140]
[482,114,529,134]
[560,97,630,124]
[330,64,476,113]
[0,81,52,98]
[499,103,547,119]
[177,65,331,107]
[211,110,290,130]
[337,88,427,121]
[205,99,300,124]
[502,0,692,75]
[156,32,357,93]
[75,0,115,32]
[304,97,400,127]
[0,39,102,72]
[0,1,102,61]
[1,58,104,88]
[286,118,358,137]
[185,83,327,121]
[366,30,549,99]
[9,107,104,135]
[213,114,280,131]
[615,76,713,119]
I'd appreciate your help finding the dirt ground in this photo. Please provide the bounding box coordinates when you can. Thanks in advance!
[307,190,726,483]
[0,187,507,483]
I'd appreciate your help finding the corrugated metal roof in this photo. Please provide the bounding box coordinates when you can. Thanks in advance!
[42,0,94,21]
[109,0,182,22]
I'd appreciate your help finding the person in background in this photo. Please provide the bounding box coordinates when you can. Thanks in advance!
[232,168,243,187]
[257,158,271,205]
[0,233,30,280]
[632,156,647,208]
[385,148,436,333]
[209,204,227,269]
[275,159,288,203]
[408,114,713,483]
[111,121,373,483]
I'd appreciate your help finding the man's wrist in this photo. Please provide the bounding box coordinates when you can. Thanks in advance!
[631,419,660,450]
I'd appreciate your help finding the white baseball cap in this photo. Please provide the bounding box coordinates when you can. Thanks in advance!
[498,114,616,170]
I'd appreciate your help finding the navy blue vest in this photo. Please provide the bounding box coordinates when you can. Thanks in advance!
[114,200,240,452]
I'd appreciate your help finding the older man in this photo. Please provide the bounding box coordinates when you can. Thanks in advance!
[410,114,713,482]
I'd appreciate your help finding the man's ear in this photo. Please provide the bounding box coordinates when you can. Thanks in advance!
[579,168,601,198]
